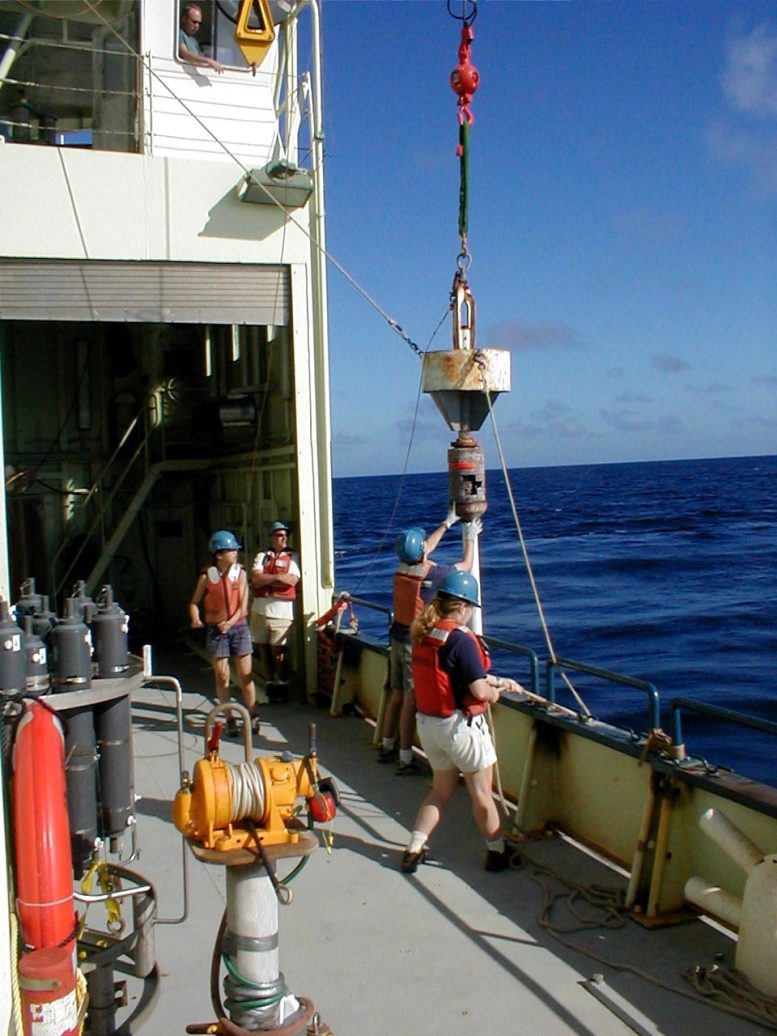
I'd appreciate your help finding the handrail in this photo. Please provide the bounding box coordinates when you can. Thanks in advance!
[331,593,393,638]
[547,656,660,731]
[51,401,155,601]
[482,635,541,697]
[670,696,777,758]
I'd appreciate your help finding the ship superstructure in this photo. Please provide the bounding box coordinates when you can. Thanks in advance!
[0,2,334,1028]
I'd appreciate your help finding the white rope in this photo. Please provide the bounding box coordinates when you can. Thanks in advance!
[227,761,266,822]
[480,367,591,717]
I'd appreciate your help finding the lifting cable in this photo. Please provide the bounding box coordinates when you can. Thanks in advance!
[446,2,590,715]
[481,375,591,717]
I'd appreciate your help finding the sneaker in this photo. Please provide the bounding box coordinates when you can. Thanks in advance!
[401,845,429,874]
[226,716,240,739]
[377,744,399,763]
[484,845,522,872]
[395,757,430,777]
[250,714,261,734]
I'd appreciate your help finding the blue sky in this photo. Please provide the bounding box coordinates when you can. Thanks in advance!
[320,1,777,478]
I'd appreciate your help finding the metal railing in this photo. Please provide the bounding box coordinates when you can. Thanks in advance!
[545,657,661,731]
[670,696,777,760]
[483,635,541,697]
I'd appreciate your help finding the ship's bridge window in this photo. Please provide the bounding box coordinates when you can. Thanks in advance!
[0,4,139,152]
[178,1,276,71]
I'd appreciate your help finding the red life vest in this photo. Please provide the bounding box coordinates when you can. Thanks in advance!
[255,550,297,600]
[392,562,429,626]
[202,564,243,625]
[413,619,490,718]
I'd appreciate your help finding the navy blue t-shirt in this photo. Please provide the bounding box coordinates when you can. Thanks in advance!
[439,628,488,704]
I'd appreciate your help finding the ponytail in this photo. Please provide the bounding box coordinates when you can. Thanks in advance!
[411,594,461,644]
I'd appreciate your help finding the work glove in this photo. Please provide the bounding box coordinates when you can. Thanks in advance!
[462,517,482,541]
[444,502,460,530]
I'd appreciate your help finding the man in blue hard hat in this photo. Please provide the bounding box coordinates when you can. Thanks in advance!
[250,520,300,703]
[379,504,481,775]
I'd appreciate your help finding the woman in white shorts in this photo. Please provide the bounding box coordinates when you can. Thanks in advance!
[401,570,522,874]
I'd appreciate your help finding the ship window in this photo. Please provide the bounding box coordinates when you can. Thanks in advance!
[0,6,139,152]
[177,1,249,70]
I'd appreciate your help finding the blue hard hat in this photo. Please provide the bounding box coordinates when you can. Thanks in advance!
[270,520,290,534]
[395,527,426,565]
[209,529,241,552]
[438,570,480,607]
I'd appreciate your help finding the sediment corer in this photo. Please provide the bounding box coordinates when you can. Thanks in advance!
[50,597,92,692]
[0,598,25,695]
[92,586,130,676]
[62,703,99,874]
[448,436,487,520]
[15,576,43,621]
[23,615,49,696]
[95,694,134,844]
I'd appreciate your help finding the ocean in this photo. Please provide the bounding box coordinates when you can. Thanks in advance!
[333,454,777,786]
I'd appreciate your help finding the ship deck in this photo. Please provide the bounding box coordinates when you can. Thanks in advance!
[128,641,770,1036]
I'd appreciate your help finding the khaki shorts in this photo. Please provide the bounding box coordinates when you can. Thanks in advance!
[417,711,496,774]
[389,638,414,693]
[251,613,293,646]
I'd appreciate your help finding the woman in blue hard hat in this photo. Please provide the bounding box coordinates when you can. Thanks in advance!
[401,569,522,874]
[379,505,480,775]
[188,529,259,736]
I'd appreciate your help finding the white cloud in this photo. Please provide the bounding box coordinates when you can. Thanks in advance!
[722,24,777,117]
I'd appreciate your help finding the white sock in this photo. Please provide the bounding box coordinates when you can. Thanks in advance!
[399,748,414,765]
[382,737,396,751]
[407,830,427,853]
[486,837,506,853]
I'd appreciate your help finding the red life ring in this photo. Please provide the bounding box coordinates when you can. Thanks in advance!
[13,702,77,953]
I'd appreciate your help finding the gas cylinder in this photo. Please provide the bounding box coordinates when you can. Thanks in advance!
[61,703,99,874]
[0,598,26,694]
[95,692,134,844]
[71,580,97,624]
[92,586,130,676]
[448,436,487,520]
[50,598,92,692]
[18,946,79,1036]
[33,594,58,643]
[15,576,43,621]
[23,615,50,697]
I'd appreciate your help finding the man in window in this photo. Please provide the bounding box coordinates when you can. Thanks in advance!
[179,3,224,73]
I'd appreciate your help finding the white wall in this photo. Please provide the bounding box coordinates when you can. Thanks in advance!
[0,144,312,264]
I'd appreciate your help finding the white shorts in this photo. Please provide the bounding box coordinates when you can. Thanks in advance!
[417,711,497,774]
[251,613,293,646]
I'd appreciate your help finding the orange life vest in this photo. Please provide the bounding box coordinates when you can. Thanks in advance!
[392,561,429,627]
[255,551,297,600]
[202,564,243,624]
[413,619,490,718]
